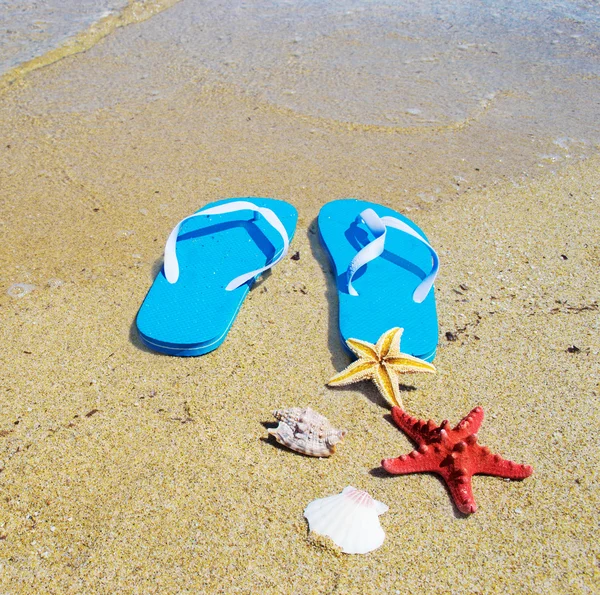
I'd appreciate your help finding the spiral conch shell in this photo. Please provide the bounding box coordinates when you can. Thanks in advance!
[268,407,347,457]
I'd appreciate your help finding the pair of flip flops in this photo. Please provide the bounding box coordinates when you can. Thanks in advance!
[136,197,439,360]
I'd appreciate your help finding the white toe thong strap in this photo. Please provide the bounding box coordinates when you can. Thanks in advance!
[164,200,290,290]
[346,208,439,303]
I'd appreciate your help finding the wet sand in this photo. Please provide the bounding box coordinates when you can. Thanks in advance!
[0,1,599,593]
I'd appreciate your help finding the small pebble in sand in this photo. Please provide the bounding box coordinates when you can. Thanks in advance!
[7,283,36,298]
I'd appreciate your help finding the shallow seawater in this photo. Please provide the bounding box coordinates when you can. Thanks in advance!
[151,0,600,154]
[0,0,129,75]
[2,0,600,190]
[172,1,599,125]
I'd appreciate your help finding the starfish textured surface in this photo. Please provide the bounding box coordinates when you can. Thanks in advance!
[328,327,436,408]
[381,406,533,514]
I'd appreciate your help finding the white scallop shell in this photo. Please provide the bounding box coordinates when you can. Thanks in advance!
[269,407,347,457]
[304,486,388,554]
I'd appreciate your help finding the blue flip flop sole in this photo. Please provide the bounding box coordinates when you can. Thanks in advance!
[318,199,438,361]
[136,197,298,356]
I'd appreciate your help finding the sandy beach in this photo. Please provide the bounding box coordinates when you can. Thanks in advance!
[0,1,599,593]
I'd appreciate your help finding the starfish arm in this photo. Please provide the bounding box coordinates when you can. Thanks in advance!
[374,365,402,408]
[345,338,378,360]
[453,406,484,439]
[387,327,404,357]
[386,354,436,374]
[475,448,534,479]
[375,327,400,358]
[328,359,377,386]
[381,449,440,474]
[446,475,478,514]
[390,406,436,443]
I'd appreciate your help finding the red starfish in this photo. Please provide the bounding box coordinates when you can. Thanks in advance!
[381,406,533,514]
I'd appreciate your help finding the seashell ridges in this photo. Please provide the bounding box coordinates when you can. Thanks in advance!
[268,407,347,457]
[304,486,388,554]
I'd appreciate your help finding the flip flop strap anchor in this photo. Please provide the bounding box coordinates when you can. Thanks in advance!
[346,208,439,303]
[164,200,290,290]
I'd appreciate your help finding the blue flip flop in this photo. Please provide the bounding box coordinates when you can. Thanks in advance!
[318,199,439,362]
[137,197,298,356]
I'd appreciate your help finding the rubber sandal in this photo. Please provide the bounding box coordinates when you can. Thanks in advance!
[318,199,439,362]
[137,197,298,356]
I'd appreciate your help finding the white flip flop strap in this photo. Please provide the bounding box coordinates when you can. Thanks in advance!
[346,208,439,303]
[164,200,290,290]
[346,209,386,297]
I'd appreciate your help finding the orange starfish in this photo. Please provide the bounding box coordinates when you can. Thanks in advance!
[381,406,533,514]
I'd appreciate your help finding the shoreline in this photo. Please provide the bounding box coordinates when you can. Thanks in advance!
[0,0,181,95]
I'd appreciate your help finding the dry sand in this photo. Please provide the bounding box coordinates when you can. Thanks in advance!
[0,3,599,593]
